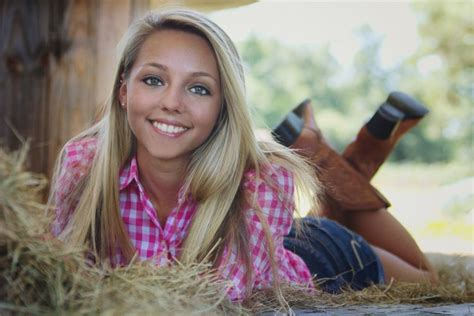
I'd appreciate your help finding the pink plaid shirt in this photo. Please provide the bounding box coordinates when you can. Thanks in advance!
[52,137,313,300]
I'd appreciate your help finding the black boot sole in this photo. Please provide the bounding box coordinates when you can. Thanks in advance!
[387,91,429,119]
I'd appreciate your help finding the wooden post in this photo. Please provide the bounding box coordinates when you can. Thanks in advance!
[0,0,146,179]
[0,0,72,176]
[47,0,99,179]
[95,0,131,106]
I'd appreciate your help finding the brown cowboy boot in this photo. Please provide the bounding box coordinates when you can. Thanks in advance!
[272,100,390,216]
[342,91,429,179]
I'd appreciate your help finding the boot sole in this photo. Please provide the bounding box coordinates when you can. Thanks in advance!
[387,91,429,119]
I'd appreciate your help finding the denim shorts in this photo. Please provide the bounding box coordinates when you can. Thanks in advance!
[283,217,385,293]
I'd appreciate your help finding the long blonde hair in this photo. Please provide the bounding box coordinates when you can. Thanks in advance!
[49,8,320,294]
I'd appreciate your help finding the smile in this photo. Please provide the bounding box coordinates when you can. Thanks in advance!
[152,121,189,134]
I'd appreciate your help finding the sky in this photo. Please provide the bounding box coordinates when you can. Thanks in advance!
[209,1,421,70]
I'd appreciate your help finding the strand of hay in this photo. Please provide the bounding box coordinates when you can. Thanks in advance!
[0,144,245,315]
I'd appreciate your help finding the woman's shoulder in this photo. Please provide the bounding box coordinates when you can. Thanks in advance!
[60,136,98,173]
[62,136,98,164]
[57,136,98,182]
[51,136,98,236]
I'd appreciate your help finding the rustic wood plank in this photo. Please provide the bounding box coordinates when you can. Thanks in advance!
[95,0,131,106]
[130,0,150,23]
[0,0,70,175]
[47,0,98,178]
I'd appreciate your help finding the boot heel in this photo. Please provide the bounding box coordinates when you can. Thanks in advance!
[272,99,311,147]
[271,112,304,147]
[342,91,430,180]
[366,103,404,140]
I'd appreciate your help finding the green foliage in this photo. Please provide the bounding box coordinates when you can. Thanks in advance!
[237,1,473,163]
[414,0,474,83]
[240,36,341,129]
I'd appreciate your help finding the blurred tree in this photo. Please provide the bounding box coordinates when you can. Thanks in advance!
[351,25,389,104]
[406,0,473,162]
[239,36,340,129]
[238,29,392,152]
[414,0,473,101]
[237,1,472,163]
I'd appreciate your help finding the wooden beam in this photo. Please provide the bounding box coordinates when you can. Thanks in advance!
[149,0,256,12]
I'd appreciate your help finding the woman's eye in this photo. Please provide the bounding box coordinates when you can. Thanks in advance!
[189,85,210,96]
[143,77,163,86]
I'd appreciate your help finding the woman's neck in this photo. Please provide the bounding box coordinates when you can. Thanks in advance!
[136,149,188,227]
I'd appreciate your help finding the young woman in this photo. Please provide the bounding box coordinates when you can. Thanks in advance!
[49,9,437,301]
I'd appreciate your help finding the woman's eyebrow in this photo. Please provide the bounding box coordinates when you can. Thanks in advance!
[142,62,167,71]
[142,62,218,84]
[189,71,219,84]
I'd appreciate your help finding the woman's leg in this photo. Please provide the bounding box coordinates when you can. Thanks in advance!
[274,95,437,284]
[372,245,436,283]
[337,208,439,283]
[342,91,429,179]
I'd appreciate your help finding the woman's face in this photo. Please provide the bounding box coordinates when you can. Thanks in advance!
[119,29,222,165]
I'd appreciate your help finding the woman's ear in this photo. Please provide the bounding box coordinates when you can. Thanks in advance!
[118,76,127,109]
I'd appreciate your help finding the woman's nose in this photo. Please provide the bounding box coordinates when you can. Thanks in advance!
[160,85,183,112]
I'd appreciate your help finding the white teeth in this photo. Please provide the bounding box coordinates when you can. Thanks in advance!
[152,121,187,134]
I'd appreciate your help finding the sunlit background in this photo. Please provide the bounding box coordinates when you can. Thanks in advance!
[206,1,473,255]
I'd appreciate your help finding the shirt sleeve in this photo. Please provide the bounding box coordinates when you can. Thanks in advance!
[243,164,295,240]
[51,137,97,236]
[220,164,312,301]
[245,164,313,289]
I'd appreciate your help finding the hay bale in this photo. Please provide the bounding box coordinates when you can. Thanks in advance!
[0,144,243,315]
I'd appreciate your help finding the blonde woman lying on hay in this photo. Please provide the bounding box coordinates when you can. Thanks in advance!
[47,8,438,302]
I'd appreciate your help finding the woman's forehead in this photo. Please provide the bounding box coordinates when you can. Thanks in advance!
[133,29,219,76]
